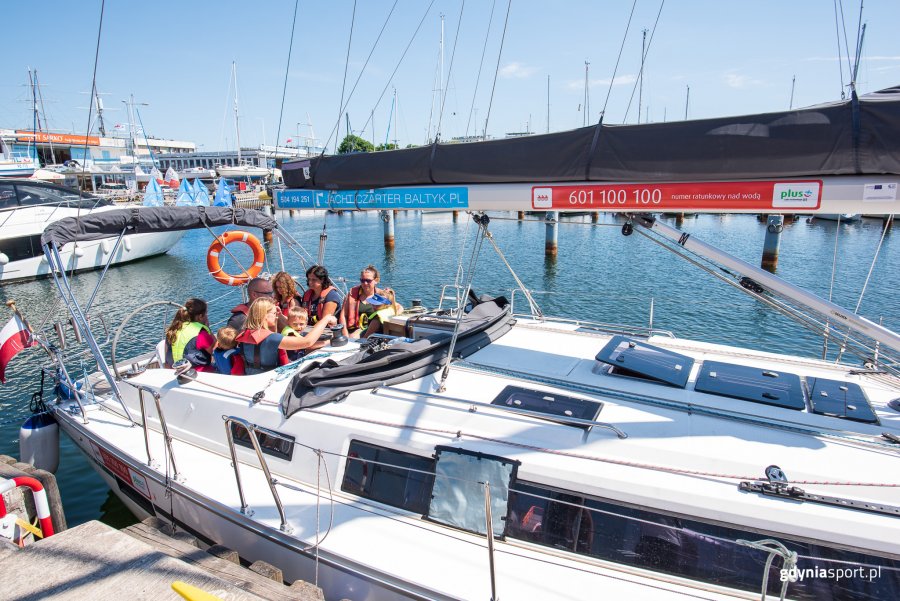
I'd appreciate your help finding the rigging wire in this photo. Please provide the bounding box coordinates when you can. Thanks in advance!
[836,0,854,92]
[823,214,843,359]
[465,0,497,139]
[322,1,400,154]
[356,1,436,146]
[600,0,638,120]
[331,0,357,155]
[832,0,846,98]
[621,0,666,124]
[482,0,512,140]
[435,1,466,141]
[836,213,894,363]
[272,0,301,207]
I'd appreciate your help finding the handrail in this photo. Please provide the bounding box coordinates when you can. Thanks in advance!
[222,415,293,533]
[509,288,675,339]
[373,385,628,439]
[484,482,499,601]
[119,379,181,479]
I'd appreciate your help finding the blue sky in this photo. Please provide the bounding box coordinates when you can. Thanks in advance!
[2,1,899,153]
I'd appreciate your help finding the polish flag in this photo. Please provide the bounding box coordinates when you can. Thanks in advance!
[0,314,34,383]
[286,138,293,143]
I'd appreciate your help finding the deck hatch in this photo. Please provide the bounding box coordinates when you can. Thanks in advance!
[491,385,602,428]
[595,335,694,388]
[695,361,805,410]
[807,377,877,423]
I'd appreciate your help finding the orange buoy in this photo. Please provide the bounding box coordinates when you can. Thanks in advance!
[206,230,265,286]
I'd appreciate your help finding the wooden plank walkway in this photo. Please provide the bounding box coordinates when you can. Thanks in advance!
[0,520,323,601]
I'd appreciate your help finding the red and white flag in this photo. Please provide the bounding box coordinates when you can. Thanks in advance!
[0,314,34,383]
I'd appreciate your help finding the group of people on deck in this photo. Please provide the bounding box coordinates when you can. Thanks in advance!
[164,264,403,375]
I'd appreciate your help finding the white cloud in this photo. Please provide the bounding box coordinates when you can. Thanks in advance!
[724,73,764,88]
[499,62,537,79]
[566,74,636,90]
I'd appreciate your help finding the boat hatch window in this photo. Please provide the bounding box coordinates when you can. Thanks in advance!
[807,377,877,423]
[695,361,805,410]
[230,422,295,461]
[491,385,602,429]
[505,480,900,599]
[595,335,694,388]
[427,446,519,536]
[341,440,435,514]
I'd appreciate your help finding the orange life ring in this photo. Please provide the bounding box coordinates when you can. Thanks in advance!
[207,230,265,286]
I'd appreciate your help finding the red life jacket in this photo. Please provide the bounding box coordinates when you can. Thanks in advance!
[302,285,338,322]
[231,303,249,316]
[345,285,384,331]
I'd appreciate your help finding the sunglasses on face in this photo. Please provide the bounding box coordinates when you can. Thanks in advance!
[252,289,274,296]
[360,278,374,284]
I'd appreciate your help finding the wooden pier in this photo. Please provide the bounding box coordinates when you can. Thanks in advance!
[0,518,324,600]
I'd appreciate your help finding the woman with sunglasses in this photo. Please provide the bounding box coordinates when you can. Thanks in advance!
[341,264,386,338]
[302,265,342,324]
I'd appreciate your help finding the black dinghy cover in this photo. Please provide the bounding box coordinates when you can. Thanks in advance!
[41,206,278,248]
[283,86,900,189]
[280,297,514,416]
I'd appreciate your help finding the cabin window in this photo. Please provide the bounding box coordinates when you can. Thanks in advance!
[595,336,694,388]
[505,480,899,599]
[0,184,17,209]
[695,361,806,410]
[0,234,42,261]
[341,440,435,514]
[491,385,602,429]
[230,423,295,461]
[427,447,519,536]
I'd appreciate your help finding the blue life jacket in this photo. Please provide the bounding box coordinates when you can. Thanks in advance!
[213,348,240,375]
[236,330,286,375]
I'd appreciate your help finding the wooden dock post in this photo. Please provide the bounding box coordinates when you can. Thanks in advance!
[545,211,558,256]
[517,211,525,220]
[761,214,784,272]
[591,212,599,222]
[382,210,395,249]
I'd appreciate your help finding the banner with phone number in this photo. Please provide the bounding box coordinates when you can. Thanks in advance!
[532,180,822,211]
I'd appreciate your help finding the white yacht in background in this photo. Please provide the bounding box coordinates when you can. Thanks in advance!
[0,179,185,283]
[0,138,37,178]
[215,162,270,180]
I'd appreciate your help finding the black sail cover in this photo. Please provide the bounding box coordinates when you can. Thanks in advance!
[41,206,278,248]
[283,86,900,190]
[281,297,514,416]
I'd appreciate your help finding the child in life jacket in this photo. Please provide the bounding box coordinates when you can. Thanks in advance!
[281,306,310,362]
[213,326,244,375]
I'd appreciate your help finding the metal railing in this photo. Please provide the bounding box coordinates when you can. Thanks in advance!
[510,288,674,339]
[120,379,181,480]
[222,415,293,533]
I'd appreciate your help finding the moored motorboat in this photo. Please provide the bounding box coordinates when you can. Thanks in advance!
[0,179,185,283]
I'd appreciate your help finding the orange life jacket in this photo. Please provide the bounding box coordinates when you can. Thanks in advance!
[302,285,338,323]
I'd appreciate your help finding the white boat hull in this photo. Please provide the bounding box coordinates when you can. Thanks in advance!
[217,165,270,179]
[0,231,186,283]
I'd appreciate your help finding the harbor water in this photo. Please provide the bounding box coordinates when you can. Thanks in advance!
[0,210,897,527]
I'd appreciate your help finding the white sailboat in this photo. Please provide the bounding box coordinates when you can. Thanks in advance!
[216,62,270,181]
[18,86,900,600]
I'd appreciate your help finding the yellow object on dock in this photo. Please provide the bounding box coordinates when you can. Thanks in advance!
[172,580,225,601]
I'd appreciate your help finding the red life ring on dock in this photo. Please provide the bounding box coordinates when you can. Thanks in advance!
[206,231,265,286]
[0,476,55,538]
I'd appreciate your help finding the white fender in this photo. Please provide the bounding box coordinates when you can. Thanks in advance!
[19,413,60,474]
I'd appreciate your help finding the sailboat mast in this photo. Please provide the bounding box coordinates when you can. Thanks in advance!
[232,62,242,163]
[34,70,57,164]
[547,75,550,134]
